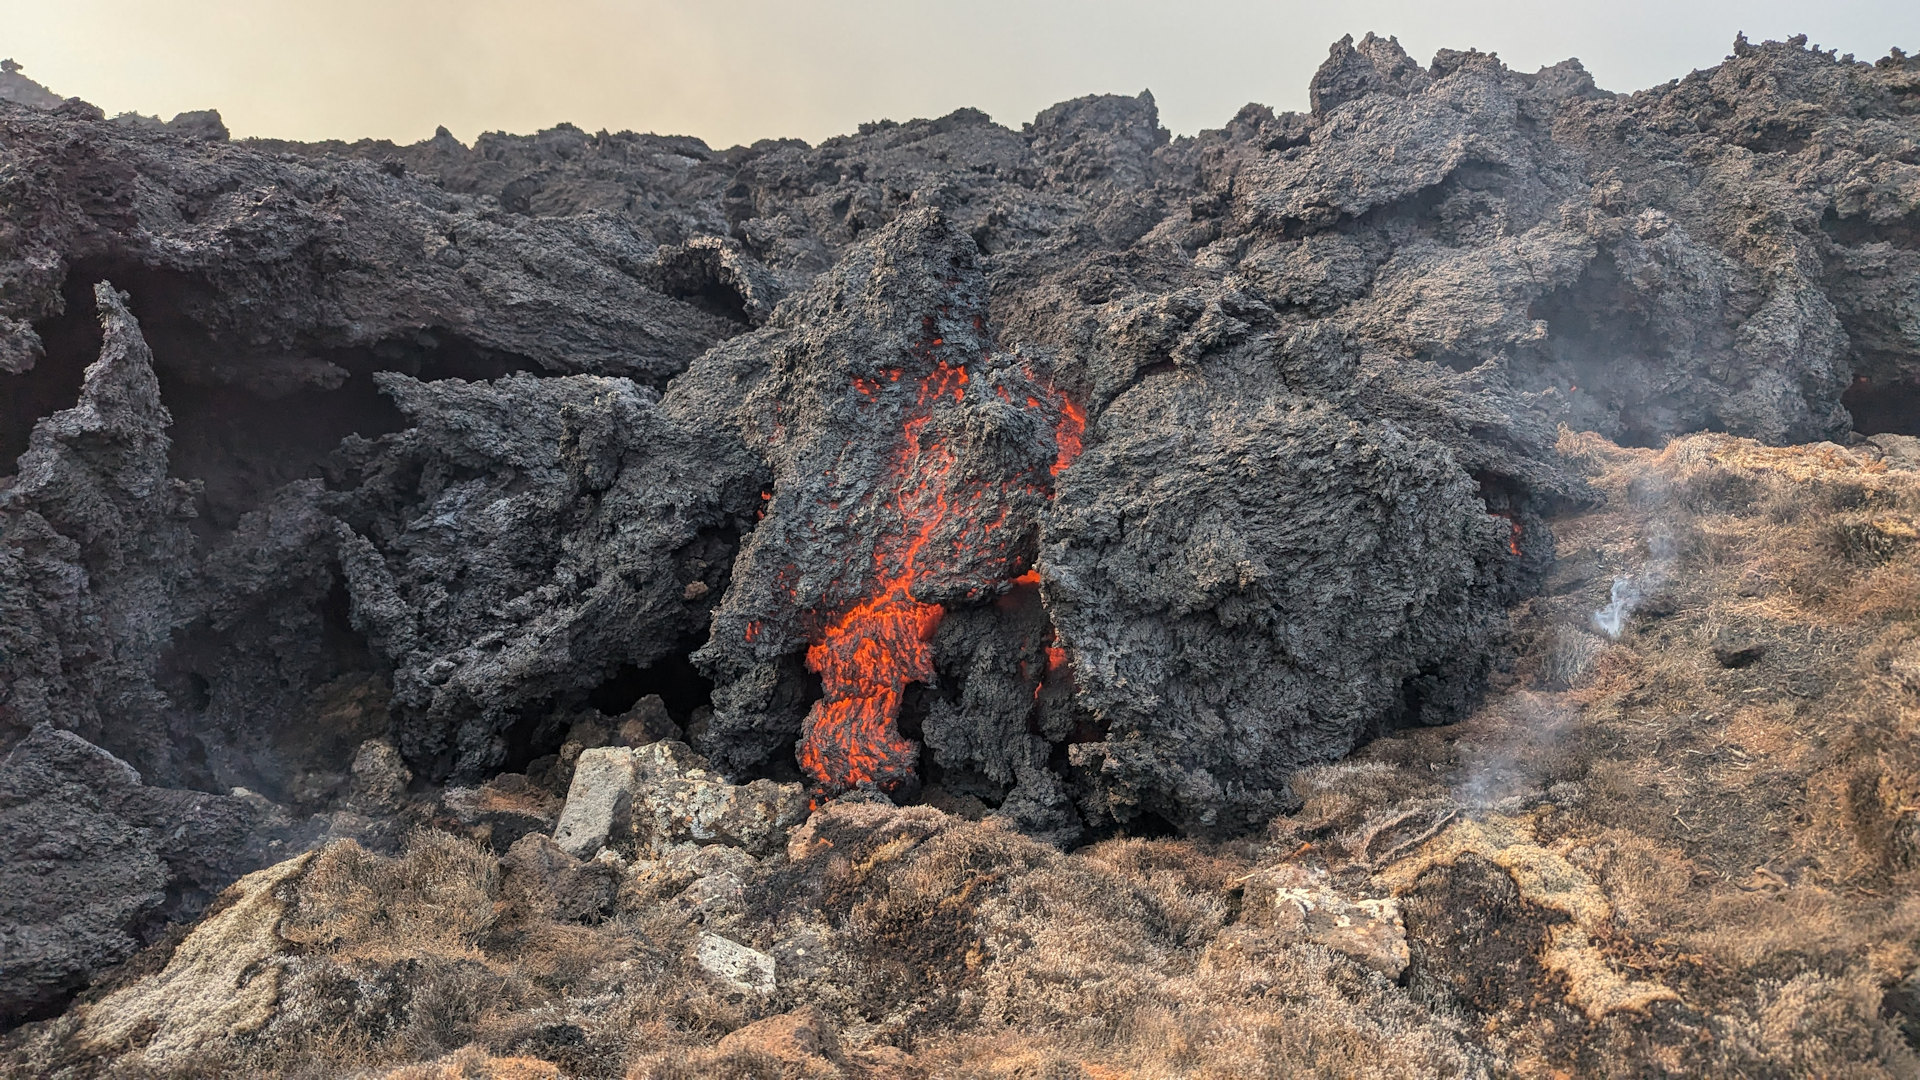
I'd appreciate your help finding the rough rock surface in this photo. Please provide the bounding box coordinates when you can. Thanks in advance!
[679,209,1086,801]
[1,285,199,777]
[441,775,561,855]
[0,60,60,110]
[552,741,807,859]
[696,932,778,995]
[6,421,1920,1079]
[0,725,306,1023]
[8,36,1918,825]
[2,34,1920,1032]
[1043,359,1543,832]
[71,853,314,1067]
[0,97,739,388]
[1243,862,1411,977]
[327,371,757,778]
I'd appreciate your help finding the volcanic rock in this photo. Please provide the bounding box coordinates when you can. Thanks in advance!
[8,427,1920,1075]
[1712,629,1769,668]
[328,371,757,779]
[683,208,1083,797]
[499,833,620,924]
[1242,862,1411,977]
[1045,366,1542,833]
[70,853,313,1067]
[0,100,739,388]
[551,746,639,858]
[613,694,681,746]
[1,285,199,778]
[442,774,563,855]
[696,932,777,995]
[0,725,307,1023]
[665,844,759,922]
[552,742,807,859]
[344,738,411,814]
[0,60,61,110]
[713,1007,843,1068]
[0,32,1916,874]
[1869,433,1920,469]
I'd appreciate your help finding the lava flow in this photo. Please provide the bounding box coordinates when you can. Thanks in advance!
[795,348,1084,793]
[1490,510,1524,556]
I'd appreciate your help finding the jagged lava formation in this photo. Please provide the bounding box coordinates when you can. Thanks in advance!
[686,219,1091,807]
[1,31,1918,1033]
[790,341,1083,795]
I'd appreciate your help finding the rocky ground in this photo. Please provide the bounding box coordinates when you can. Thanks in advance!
[6,430,1920,1077]
[1,30,1919,1077]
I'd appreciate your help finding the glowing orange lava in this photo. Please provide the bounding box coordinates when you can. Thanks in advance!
[794,346,1083,793]
[1051,399,1085,478]
[1490,510,1524,557]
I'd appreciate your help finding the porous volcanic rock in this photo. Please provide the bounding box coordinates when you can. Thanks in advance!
[0,96,741,388]
[682,209,1082,800]
[0,60,60,111]
[0,725,306,1023]
[1,285,200,778]
[326,369,759,779]
[677,207,1563,835]
[551,740,807,859]
[1044,370,1536,833]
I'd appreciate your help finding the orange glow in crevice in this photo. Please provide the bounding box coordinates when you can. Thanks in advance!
[793,340,1084,794]
[1490,510,1524,557]
[1051,398,1085,478]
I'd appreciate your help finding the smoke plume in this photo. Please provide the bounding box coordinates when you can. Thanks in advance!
[1592,529,1676,639]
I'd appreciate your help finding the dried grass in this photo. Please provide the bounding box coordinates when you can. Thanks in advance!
[13,432,1920,1078]
[281,832,500,964]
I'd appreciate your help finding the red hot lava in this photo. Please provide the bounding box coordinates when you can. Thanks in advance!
[795,349,1083,793]
[1490,510,1524,557]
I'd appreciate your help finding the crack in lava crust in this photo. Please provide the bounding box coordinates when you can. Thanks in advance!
[797,353,1084,794]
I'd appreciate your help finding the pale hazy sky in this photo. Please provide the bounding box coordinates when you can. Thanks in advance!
[2,1,1916,148]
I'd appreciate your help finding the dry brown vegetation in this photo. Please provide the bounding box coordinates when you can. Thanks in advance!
[6,431,1920,1078]
[1339,431,1920,1076]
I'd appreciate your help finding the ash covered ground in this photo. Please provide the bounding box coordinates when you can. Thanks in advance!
[2,33,1920,1077]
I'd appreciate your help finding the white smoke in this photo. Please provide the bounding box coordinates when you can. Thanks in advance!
[1450,471,1679,813]
[1592,574,1638,637]
[1451,692,1578,810]
[1591,530,1675,640]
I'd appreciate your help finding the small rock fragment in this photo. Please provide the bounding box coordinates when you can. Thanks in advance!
[551,748,640,858]
[716,1006,839,1065]
[500,833,619,923]
[443,774,563,854]
[697,933,776,994]
[1712,629,1766,668]
[1868,433,1920,471]
[1243,863,1410,977]
[551,741,807,858]
[667,844,758,921]
[345,739,411,814]
[614,694,680,746]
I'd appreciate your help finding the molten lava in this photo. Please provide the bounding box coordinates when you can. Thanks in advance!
[1490,511,1524,557]
[794,347,1083,793]
[798,589,943,790]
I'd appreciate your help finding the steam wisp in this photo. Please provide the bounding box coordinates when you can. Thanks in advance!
[1592,574,1638,638]
[1591,530,1674,639]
